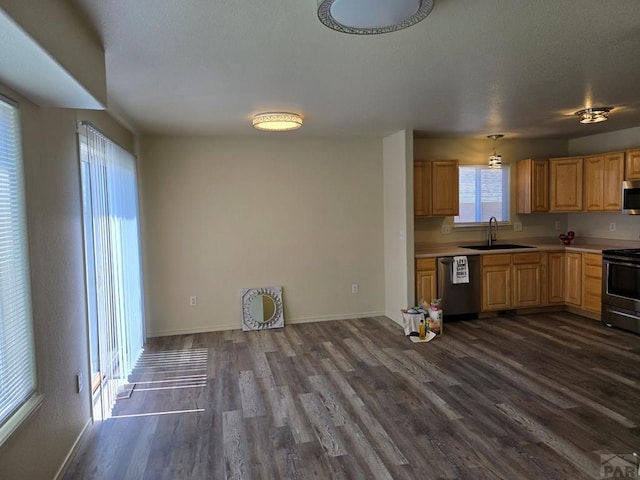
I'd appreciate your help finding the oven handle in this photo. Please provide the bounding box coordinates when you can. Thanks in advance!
[603,259,640,268]
[606,307,640,321]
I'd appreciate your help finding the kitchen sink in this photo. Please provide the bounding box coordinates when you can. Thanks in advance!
[461,243,535,250]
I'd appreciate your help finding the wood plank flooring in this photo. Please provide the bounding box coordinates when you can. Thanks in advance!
[64,312,640,479]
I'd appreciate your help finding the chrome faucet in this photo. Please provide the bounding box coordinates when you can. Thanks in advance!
[488,216,498,246]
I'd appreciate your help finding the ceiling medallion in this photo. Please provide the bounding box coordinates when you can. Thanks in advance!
[317,0,434,35]
[252,112,303,131]
[575,107,612,124]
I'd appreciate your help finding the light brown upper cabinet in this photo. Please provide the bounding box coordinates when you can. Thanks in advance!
[414,161,432,216]
[414,160,459,217]
[625,148,640,180]
[549,157,583,212]
[583,152,624,211]
[516,158,549,213]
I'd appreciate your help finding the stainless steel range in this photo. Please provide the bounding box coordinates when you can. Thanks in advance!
[602,249,640,334]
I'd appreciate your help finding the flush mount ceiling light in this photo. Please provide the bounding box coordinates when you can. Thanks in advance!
[488,134,503,169]
[252,112,303,131]
[575,107,612,124]
[317,0,434,35]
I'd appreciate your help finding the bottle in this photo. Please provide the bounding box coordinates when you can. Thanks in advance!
[419,318,426,340]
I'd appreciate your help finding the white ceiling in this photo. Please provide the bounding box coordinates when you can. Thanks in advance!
[72,0,640,139]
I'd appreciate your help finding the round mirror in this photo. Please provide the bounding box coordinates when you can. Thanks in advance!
[248,294,276,324]
[241,287,284,331]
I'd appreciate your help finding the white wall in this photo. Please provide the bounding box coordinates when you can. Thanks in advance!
[0,84,134,480]
[383,130,414,323]
[567,127,640,241]
[138,135,385,336]
[413,136,569,244]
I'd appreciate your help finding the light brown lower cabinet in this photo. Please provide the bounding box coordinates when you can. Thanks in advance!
[548,252,565,304]
[512,252,543,307]
[415,258,437,305]
[482,253,544,311]
[564,252,582,306]
[482,254,512,311]
[582,253,602,313]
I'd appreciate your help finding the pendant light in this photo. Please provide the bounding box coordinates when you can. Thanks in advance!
[488,134,503,169]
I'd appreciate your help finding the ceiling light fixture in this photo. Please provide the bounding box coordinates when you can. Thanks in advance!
[317,0,434,35]
[487,134,503,169]
[252,112,303,131]
[575,107,612,124]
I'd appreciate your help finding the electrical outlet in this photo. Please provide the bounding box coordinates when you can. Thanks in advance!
[514,222,522,232]
[76,371,83,394]
[441,225,451,235]
[610,222,616,232]
[554,221,560,231]
[189,295,197,306]
[351,283,359,294]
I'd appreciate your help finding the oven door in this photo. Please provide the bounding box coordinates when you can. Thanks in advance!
[602,258,640,334]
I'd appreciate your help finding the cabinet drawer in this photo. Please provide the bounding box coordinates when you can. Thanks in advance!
[416,258,436,271]
[583,253,602,268]
[512,252,541,265]
[584,264,602,279]
[483,254,511,266]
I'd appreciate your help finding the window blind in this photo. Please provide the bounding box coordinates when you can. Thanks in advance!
[80,123,144,419]
[0,96,37,436]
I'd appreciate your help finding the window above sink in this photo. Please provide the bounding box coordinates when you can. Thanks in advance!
[455,165,510,226]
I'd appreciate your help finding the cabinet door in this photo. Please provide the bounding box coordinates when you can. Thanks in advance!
[625,148,640,180]
[512,252,542,307]
[414,161,432,216]
[548,252,565,304]
[512,263,541,307]
[481,255,511,311]
[583,155,604,211]
[565,252,582,306]
[431,160,459,216]
[516,159,549,213]
[603,152,624,211]
[550,157,583,211]
[582,253,602,313]
[415,258,437,304]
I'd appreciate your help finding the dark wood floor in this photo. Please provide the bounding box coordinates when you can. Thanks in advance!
[65,312,640,479]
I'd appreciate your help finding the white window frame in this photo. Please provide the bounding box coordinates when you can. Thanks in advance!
[454,164,511,227]
[0,94,42,447]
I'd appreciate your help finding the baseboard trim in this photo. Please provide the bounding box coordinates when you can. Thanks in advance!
[54,418,93,480]
[146,311,386,338]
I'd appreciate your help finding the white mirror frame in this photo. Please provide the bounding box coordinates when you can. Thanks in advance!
[241,286,284,331]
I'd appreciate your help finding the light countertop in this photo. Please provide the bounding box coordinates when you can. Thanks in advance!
[414,238,638,258]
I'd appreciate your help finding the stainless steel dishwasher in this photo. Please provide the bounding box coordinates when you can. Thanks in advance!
[437,256,481,316]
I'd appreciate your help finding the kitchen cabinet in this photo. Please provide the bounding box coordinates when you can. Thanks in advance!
[516,158,549,213]
[512,252,543,307]
[414,160,459,217]
[482,254,511,311]
[548,252,565,305]
[565,252,582,306]
[549,157,583,212]
[582,253,602,313]
[413,161,432,216]
[415,258,437,304]
[625,148,640,180]
[583,152,624,211]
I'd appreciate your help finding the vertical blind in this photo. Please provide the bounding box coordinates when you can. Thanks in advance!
[0,96,37,432]
[81,123,144,420]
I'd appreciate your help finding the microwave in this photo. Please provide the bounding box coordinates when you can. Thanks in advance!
[622,180,640,214]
